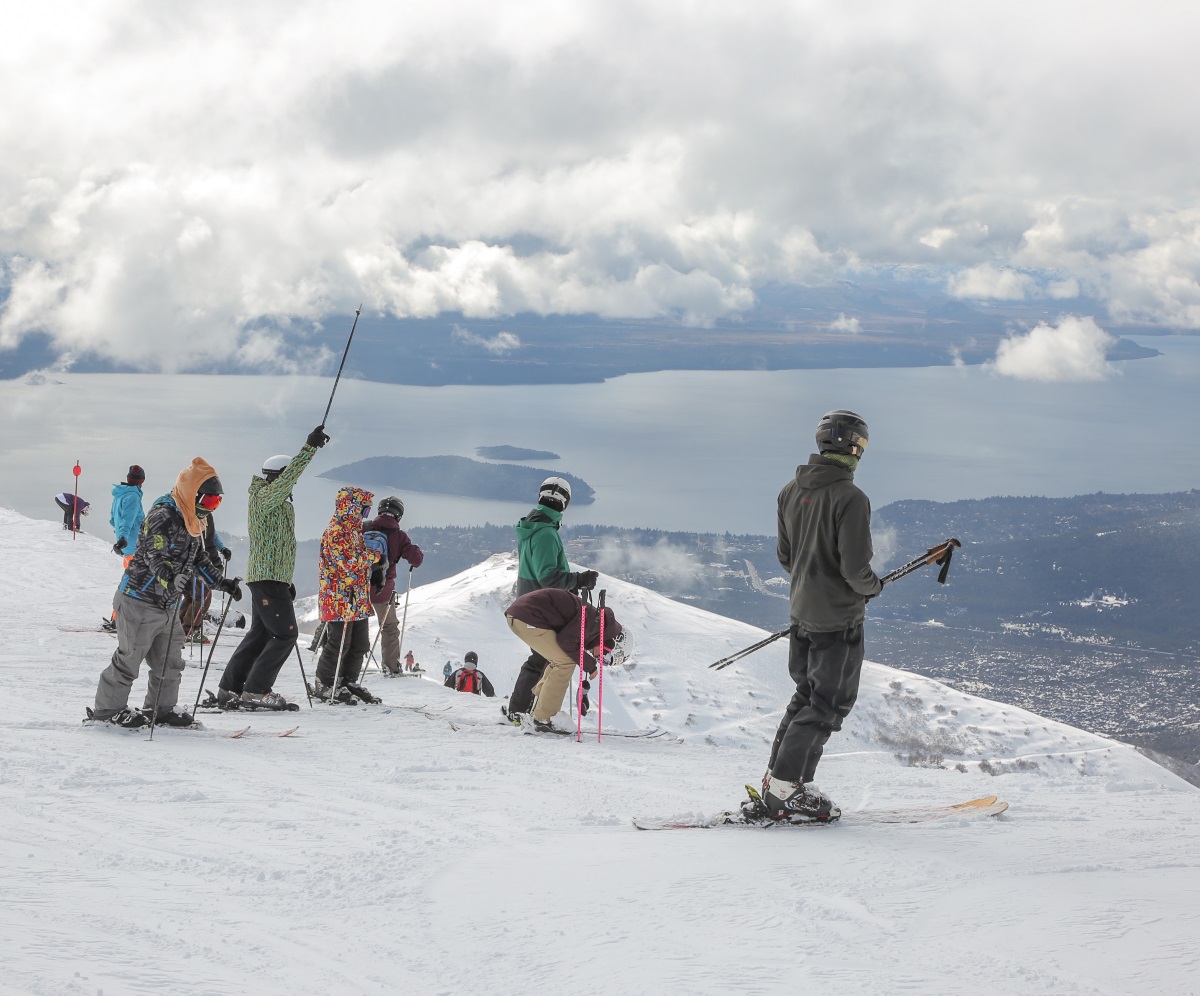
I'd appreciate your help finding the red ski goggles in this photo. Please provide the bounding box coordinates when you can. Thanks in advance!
[197,493,223,511]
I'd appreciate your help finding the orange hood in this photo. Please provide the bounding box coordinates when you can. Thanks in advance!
[172,457,219,537]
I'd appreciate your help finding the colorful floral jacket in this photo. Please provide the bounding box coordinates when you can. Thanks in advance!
[318,486,377,622]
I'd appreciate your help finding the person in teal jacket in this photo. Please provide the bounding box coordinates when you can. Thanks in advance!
[109,465,146,556]
[505,477,597,723]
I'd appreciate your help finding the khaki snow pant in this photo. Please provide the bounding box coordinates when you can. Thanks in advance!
[506,615,577,722]
[372,599,401,673]
[94,594,187,719]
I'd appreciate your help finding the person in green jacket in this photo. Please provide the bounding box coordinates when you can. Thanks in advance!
[504,477,597,723]
[216,426,329,710]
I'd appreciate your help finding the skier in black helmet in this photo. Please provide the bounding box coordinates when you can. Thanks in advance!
[364,495,424,675]
[759,410,882,823]
[444,651,496,697]
[503,476,597,724]
[217,426,329,710]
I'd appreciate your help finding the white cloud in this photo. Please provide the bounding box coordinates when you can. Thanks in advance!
[830,313,862,333]
[987,315,1117,382]
[4,1,1200,369]
[451,325,523,354]
[947,264,1039,301]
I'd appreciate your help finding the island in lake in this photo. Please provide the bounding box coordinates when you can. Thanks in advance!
[319,455,594,504]
[475,445,561,461]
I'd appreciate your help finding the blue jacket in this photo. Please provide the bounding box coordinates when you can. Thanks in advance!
[109,483,145,552]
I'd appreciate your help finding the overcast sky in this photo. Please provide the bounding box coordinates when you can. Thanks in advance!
[3,0,1199,372]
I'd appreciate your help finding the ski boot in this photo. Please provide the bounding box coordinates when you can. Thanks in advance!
[763,776,841,823]
[343,682,381,705]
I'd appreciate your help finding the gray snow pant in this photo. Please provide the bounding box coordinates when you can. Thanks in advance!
[372,599,401,673]
[768,623,865,784]
[94,594,187,719]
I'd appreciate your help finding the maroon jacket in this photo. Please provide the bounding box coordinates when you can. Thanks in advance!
[364,513,423,603]
[504,588,622,674]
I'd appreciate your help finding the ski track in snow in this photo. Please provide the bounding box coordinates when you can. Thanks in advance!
[2,507,1200,994]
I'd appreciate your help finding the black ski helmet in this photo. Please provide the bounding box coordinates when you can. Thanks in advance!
[464,651,478,666]
[815,410,868,457]
[538,476,572,512]
[197,475,224,496]
[378,496,405,520]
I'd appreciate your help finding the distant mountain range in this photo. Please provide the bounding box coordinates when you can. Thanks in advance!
[319,455,594,505]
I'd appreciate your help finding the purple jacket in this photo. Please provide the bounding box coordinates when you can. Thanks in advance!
[504,588,622,674]
[364,513,423,602]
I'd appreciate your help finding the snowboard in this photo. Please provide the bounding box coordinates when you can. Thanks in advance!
[633,790,1008,830]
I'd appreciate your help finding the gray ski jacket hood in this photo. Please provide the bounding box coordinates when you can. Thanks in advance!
[777,454,882,632]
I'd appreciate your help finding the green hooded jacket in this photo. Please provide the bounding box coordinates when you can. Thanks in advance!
[244,444,317,584]
[514,505,578,596]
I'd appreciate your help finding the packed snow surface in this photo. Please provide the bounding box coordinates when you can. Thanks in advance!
[2,507,1199,994]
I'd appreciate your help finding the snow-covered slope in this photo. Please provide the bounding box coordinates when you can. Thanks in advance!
[2,507,1199,995]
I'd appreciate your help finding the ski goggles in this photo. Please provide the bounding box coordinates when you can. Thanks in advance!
[197,493,223,511]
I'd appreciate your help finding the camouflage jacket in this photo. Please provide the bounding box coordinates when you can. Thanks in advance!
[244,444,317,584]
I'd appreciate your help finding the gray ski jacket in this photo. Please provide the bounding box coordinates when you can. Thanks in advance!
[777,455,882,632]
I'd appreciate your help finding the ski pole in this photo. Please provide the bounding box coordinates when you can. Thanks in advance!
[294,645,314,708]
[708,628,790,671]
[71,461,81,540]
[320,307,362,429]
[148,589,187,741]
[329,620,351,703]
[597,589,605,743]
[880,538,962,586]
[576,589,591,742]
[396,567,414,664]
[190,587,238,716]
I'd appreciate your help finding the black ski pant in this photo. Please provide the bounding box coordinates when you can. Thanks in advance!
[507,650,549,714]
[316,619,371,686]
[219,580,297,695]
[768,623,865,785]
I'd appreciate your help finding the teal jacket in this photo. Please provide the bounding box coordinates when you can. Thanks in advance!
[514,505,579,596]
[109,483,145,552]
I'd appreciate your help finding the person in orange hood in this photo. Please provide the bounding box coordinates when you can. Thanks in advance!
[89,458,242,729]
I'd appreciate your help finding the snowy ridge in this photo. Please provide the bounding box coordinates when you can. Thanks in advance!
[2,506,1199,994]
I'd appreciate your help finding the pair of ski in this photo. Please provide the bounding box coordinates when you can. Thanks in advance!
[633,786,1008,830]
[498,704,664,739]
[196,690,302,713]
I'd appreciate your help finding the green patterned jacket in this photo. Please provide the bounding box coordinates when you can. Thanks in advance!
[244,444,317,584]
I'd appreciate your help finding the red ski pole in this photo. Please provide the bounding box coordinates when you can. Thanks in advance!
[597,589,605,742]
[71,461,81,540]
[576,591,589,742]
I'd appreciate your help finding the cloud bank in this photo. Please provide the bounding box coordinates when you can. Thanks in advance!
[3,1,1200,370]
[988,315,1117,382]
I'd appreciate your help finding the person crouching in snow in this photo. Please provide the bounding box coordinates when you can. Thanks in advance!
[314,486,382,705]
[89,458,242,728]
[444,651,496,697]
[503,588,622,734]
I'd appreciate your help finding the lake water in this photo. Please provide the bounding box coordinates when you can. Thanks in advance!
[2,336,1197,541]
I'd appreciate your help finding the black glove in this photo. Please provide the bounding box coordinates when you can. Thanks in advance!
[306,425,330,448]
[217,577,243,602]
[287,583,296,600]
[112,538,127,554]
[220,547,232,563]
[580,679,591,717]
[575,570,599,592]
